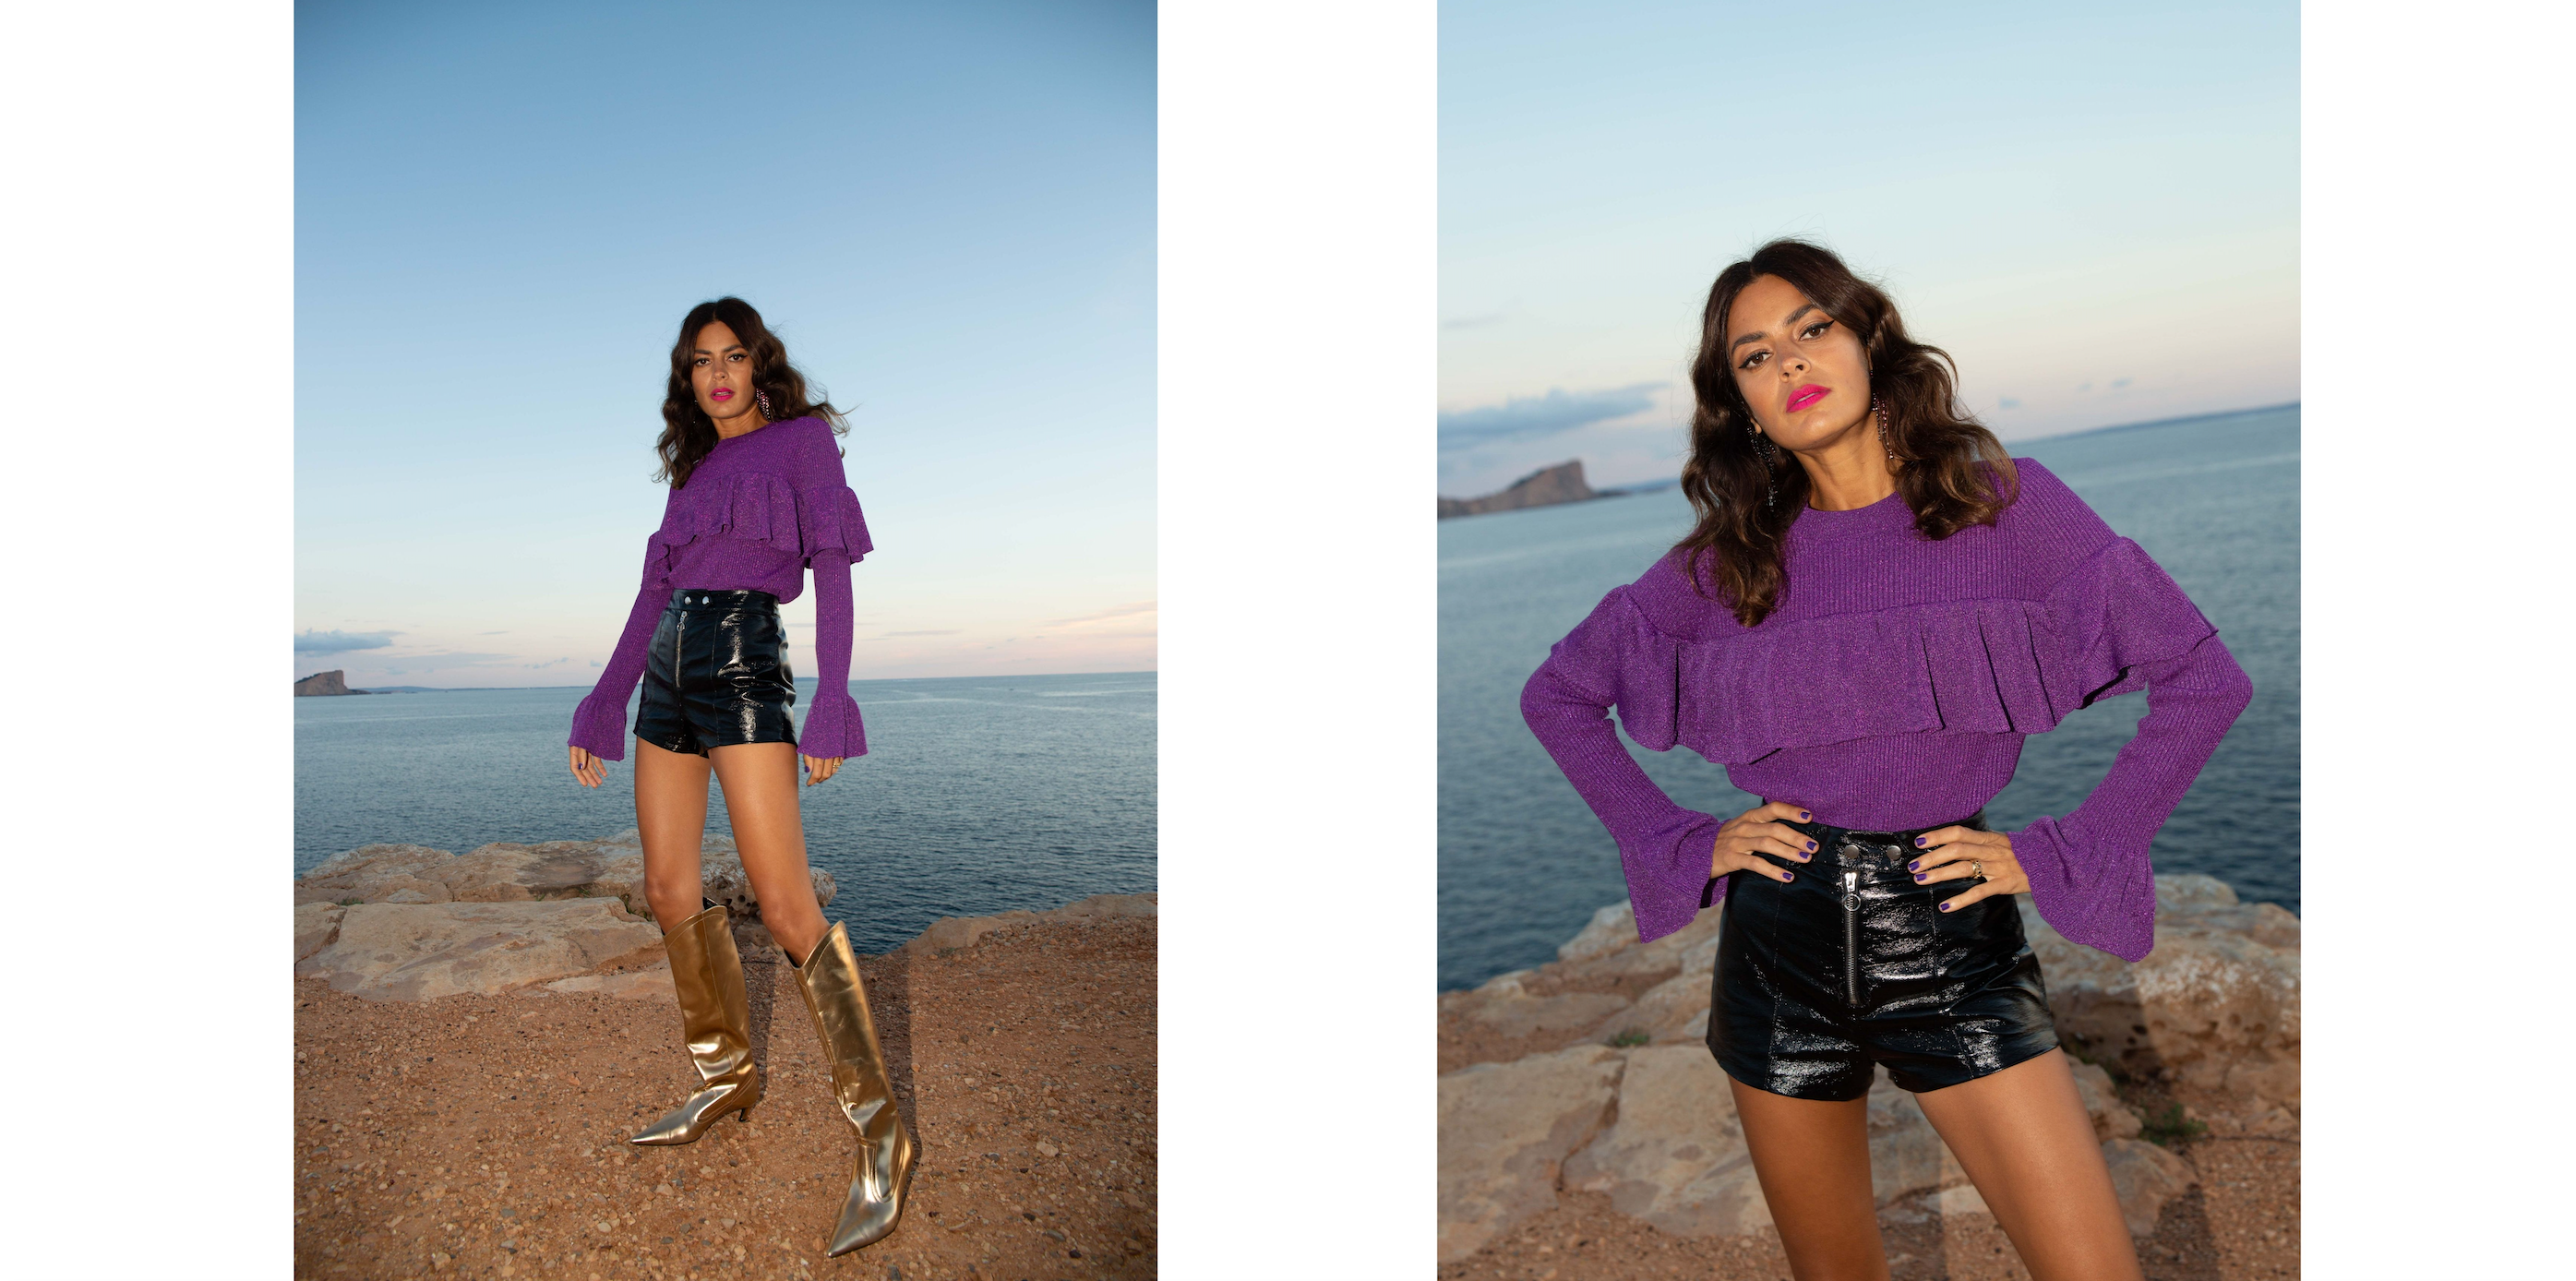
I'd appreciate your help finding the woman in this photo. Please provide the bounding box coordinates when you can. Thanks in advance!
[1521,241,2250,1281]
[565,296,916,1257]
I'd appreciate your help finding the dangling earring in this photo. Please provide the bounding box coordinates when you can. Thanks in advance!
[756,389,773,419]
[1745,419,1776,511]
[1874,395,1896,462]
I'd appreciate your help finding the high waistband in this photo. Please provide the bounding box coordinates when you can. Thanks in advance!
[665,588,780,612]
[1784,811,1987,872]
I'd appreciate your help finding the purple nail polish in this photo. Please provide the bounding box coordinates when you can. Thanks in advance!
[1912,836,1927,847]
[1799,810,1811,820]
[1804,840,1817,851]
[1913,873,1926,882]
[1907,859,1920,871]
[1938,901,1952,911]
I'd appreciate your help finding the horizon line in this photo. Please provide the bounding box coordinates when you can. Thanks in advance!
[1440,399,2300,500]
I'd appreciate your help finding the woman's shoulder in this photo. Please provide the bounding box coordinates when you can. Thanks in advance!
[777,416,848,477]
[1995,457,2113,542]
[1618,549,1729,638]
[1988,456,2127,591]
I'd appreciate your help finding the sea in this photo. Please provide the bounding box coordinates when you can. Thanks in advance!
[294,671,1158,956]
[1438,405,2299,991]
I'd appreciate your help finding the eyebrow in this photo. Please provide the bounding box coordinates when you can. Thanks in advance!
[689,344,748,356]
[1729,303,1820,353]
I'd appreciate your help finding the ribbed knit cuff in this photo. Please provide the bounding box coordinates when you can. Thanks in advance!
[568,694,630,762]
[1629,812,1727,944]
[2010,818,2153,964]
[797,690,868,761]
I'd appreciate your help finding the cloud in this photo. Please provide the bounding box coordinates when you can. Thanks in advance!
[1441,310,1506,332]
[1999,397,2022,410]
[389,651,518,667]
[1438,384,1664,450]
[1042,602,1157,631]
[295,629,401,653]
[2111,377,2133,389]
[881,629,964,638]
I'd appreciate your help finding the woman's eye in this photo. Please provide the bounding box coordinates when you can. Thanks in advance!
[1738,351,1767,371]
[1802,320,1832,340]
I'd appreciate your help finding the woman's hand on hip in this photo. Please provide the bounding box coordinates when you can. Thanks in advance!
[1909,825,2029,910]
[569,746,606,788]
[1709,800,1818,883]
[802,754,843,785]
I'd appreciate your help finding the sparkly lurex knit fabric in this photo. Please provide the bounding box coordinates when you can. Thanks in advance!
[1520,459,2250,963]
[568,416,873,762]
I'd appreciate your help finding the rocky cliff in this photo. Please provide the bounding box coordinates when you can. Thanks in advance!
[1436,873,2299,1276]
[1440,460,1596,520]
[295,669,371,696]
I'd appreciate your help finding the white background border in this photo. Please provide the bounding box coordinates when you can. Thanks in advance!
[12,1,2575,1274]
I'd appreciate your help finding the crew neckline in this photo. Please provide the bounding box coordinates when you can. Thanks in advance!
[1803,486,1906,518]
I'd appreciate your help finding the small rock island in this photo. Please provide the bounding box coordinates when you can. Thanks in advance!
[1439,460,1596,520]
[294,669,373,696]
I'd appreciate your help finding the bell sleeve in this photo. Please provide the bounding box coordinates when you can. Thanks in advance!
[1520,585,1728,944]
[2008,539,2255,962]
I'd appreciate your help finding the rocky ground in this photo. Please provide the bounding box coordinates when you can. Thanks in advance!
[294,833,1156,1280]
[1438,876,2299,1280]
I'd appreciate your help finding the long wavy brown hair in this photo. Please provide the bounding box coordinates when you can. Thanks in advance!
[1674,240,2016,627]
[654,297,848,488]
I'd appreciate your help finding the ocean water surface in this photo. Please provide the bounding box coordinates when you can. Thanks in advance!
[295,671,1157,956]
[1439,406,2298,990]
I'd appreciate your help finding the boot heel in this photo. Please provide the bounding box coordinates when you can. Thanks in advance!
[629,899,763,1147]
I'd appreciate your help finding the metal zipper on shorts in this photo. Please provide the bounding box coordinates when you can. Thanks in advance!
[1842,868,1862,1009]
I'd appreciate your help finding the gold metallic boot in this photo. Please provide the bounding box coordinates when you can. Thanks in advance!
[629,899,763,1145]
[786,921,918,1255]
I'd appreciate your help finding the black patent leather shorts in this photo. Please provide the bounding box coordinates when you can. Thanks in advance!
[1707,810,2058,1100]
[635,589,799,758]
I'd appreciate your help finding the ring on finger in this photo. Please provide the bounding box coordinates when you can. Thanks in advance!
[1971,859,1983,880]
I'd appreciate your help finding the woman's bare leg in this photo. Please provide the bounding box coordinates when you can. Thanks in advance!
[1730,1077,1890,1281]
[634,739,713,929]
[1911,1049,2145,1281]
[706,742,830,963]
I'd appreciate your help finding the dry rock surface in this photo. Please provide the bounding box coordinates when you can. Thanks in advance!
[1438,874,2299,1279]
[294,834,1156,1279]
[294,833,842,1002]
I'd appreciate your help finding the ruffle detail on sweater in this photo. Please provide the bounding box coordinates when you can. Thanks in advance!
[795,484,873,565]
[646,473,872,577]
[797,689,869,760]
[1576,538,2216,765]
[568,693,629,762]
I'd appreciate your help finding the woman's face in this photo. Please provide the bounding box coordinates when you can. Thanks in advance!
[1724,273,1872,452]
[689,321,763,429]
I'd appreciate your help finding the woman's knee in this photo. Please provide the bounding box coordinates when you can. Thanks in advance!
[643,876,706,916]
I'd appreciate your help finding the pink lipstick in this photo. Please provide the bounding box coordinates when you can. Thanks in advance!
[711,388,734,401]
[1785,384,1829,413]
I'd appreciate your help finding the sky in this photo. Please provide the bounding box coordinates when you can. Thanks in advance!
[1438,0,2298,497]
[294,0,1154,688]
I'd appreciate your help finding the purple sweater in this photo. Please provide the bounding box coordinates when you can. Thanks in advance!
[568,416,874,762]
[1519,459,2250,963]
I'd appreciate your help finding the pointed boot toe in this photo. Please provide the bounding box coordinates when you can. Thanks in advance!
[789,921,921,1254]
[822,1096,918,1253]
[629,899,763,1147]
